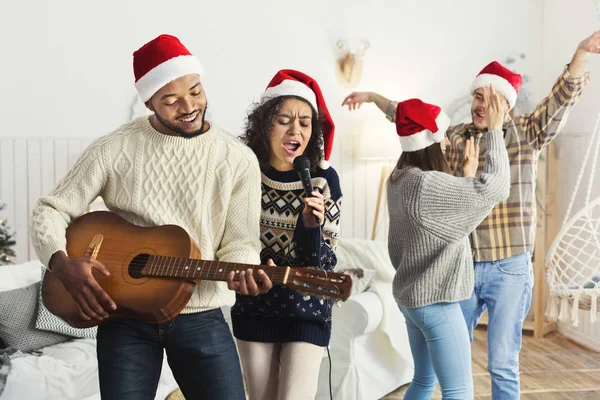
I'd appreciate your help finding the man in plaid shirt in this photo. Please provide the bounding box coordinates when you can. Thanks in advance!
[342,30,599,399]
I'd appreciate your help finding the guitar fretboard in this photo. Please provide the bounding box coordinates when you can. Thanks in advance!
[142,255,289,284]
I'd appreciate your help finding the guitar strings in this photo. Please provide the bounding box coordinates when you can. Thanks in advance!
[66,246,346,279]
[69,238,344,270]
[62,240,350,295]
[67,238,335,270]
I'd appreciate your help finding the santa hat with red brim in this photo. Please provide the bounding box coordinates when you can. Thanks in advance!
[395,99,450,152]
[470,61,522,109]
[133,34,204,102]
[260,69,335,161]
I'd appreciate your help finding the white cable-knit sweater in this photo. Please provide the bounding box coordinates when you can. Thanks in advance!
[29,117,262,313]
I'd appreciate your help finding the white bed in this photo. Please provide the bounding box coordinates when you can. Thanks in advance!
[0,261,179,400]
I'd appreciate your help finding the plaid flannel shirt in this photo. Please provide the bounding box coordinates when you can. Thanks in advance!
[444,66,590,261]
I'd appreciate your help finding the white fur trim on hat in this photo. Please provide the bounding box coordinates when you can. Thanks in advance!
[318,160,330,170]
[398,111,450,152]
[260,80,318,112]
[470,73,518,109]
[135,55,204,102]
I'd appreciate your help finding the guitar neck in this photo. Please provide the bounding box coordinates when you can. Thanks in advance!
[142,255,289,285]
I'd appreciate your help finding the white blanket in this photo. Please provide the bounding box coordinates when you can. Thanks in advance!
[336,238,412,357]
[2,339,178,400]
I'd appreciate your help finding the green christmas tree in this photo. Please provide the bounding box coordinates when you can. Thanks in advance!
[0,203,16,265]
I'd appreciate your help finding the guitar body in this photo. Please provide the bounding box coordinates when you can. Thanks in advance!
[42,211,200,328]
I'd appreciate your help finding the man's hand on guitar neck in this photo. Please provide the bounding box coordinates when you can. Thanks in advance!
[226,259,274,296]
[49,250,117,321]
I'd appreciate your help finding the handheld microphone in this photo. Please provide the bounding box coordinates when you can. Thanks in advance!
[293,157,322,270]
[293,155,314,199]
[293,155,321,228]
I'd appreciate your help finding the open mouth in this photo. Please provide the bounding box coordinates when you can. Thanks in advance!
[283,140,301,155]
[474,110,485,119]
[178,111,200,125]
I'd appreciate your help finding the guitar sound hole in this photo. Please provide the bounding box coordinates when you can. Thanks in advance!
[129,254,150,279]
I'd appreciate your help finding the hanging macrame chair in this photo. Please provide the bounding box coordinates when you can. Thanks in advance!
[546,113,600,327]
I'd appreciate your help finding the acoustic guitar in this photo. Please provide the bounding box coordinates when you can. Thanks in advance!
[42,211,352,328]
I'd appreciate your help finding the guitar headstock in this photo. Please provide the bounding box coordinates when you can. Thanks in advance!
[283,267,353,302]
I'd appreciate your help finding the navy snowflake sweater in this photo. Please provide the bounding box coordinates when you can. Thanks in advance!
[231,165,342,346]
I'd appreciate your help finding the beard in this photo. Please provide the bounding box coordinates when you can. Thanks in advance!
[154,105,208,139]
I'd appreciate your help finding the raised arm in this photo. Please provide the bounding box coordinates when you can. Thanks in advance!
[567,31,600,78]
[341,92,398,122]
[521,31,597,150]
[418,87,510,242]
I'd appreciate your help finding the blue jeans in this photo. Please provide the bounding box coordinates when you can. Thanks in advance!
[460,252,534,400]
[399,302,473,400]
[97,309,246,400]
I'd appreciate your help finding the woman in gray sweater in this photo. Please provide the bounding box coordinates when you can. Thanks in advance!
[387,87,510,399]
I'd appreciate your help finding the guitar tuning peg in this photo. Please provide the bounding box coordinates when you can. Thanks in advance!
[319,299,324,305]
[303,295,311,301]
[336,301,343,307]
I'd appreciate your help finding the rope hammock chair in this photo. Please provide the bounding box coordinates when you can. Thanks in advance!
[546,113,600,327]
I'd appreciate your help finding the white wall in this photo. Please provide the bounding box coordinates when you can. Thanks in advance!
[542,0,600,225]
[0,0,545,245]
[0,0,545,138]
[541,0,600,349]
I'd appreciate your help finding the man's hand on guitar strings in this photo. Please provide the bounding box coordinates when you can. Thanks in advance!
[227,259,275,296]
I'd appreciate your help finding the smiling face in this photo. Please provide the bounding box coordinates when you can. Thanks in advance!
[471,87,509,131]
[146,73,209,138]
[268,97,314,171]
[471,88,488,130]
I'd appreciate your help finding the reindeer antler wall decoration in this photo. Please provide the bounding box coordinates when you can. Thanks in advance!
[336,39,370,89]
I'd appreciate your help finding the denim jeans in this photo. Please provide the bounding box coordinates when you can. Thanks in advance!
[399,302,473,400]
[97,308,246,400]
[459,252,534,400]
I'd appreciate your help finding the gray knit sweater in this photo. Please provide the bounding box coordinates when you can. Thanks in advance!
[387,130,510,308]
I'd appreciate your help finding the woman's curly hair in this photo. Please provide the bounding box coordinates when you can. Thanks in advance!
[240,95,325,172]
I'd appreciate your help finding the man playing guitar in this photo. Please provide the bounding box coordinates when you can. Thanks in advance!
[30,34,271,400]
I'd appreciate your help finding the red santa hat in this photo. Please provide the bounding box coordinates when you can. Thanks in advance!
[260,69,335,162]
[395,99,450,152]
[470,61,522,109]
[133,34,204,102]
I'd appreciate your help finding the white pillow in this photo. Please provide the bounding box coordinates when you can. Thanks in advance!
[0,260,43,292]
[0,282,71,351]
[0,261,97,339]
